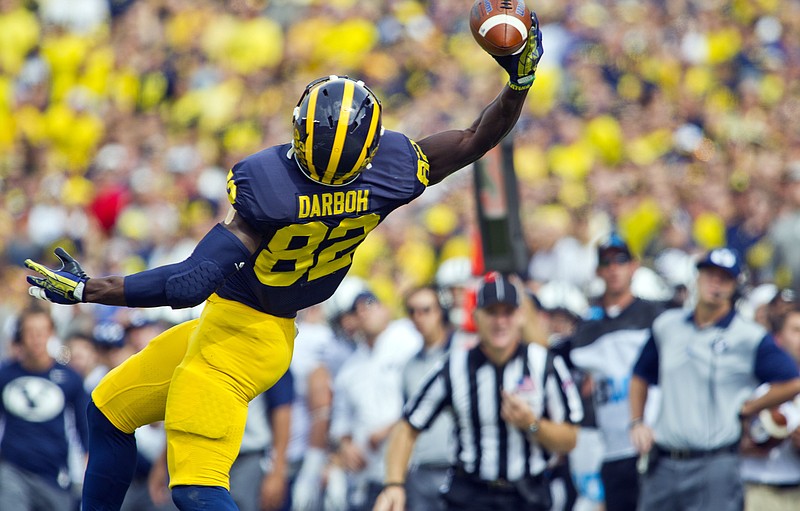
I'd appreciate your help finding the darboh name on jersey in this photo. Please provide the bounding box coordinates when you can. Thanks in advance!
[297,189,370,219]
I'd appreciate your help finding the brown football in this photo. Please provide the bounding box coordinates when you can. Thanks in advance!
[770,407,789,427]
[749,407,791,449]
[469,0,532,57]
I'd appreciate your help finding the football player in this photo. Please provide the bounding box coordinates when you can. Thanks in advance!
[24,13,544,511]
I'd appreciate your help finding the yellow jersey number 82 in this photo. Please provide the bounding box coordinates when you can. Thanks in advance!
[253,214,380,287]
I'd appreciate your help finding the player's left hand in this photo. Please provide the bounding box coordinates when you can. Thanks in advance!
[493,11,544,90]
[25,247,89,304]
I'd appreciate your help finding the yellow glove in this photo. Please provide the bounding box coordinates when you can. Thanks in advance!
[493,12,544,90]
[25,248,89,304]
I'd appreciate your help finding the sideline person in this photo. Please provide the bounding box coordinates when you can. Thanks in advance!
[630,248,800,511]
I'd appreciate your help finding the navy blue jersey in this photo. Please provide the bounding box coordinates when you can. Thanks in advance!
[567,298,665,460]
[569,298,665,406]
[0,360,89,488]
[264,369,294,411]
[219,130,428,316]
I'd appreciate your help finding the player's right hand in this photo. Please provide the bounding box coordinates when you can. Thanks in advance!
[493,12,544,90]
[25,247,89,304]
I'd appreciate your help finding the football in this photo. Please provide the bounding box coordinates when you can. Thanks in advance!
[761,407,790,435]
[749,407,791,449]
[469,0,532,57]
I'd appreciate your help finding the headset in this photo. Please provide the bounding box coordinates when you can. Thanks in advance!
[405,284,451,327]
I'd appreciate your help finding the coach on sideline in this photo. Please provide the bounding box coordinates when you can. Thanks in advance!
[374,273,583,511]
[629,248,800,511]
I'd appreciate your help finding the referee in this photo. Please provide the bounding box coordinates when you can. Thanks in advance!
[374,273,584,511]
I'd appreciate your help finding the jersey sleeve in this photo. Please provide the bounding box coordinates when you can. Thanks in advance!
[632,335,659,385]
[403,359,450,431]
[408,138,431,192]
[543,353,584,425]
[265,370,295,410]
[225,147,300,232]
[367,130,428,202]
[754,335,800,383]
[226,160,268,231]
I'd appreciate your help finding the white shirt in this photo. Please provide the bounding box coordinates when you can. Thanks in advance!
[287,322,337,462]
[330,319,422,484]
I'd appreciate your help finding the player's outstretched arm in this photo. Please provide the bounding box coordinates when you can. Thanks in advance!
[418,12,543,185]
[25,208,260,308]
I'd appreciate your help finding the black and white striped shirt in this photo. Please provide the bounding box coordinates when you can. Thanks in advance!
[404,341,583,482]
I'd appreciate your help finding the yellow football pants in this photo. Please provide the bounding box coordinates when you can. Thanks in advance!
[91,294,295,489]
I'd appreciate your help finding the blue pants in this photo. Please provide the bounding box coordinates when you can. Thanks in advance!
[638,453,743,511]
[601,456,639,511]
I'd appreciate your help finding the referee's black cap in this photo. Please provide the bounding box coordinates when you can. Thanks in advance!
[477,272,519,309]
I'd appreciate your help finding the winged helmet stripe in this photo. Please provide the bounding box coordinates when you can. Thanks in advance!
[321,80,355,185]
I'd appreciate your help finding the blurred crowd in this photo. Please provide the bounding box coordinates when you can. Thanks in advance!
[1,0,800,322]
[2,0,800,509]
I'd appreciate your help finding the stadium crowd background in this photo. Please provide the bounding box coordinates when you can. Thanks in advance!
[1,0,800,506]
[2,0,800,326]
[2,0,800,314]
